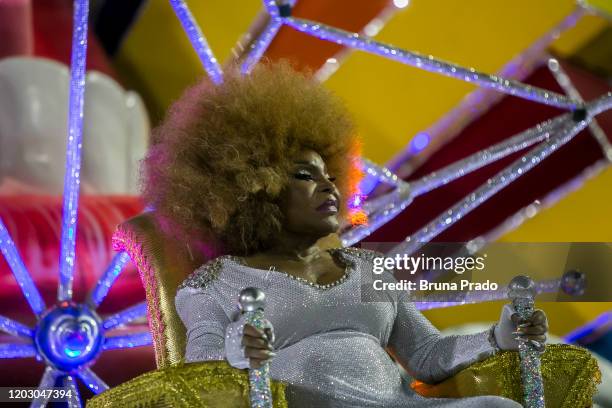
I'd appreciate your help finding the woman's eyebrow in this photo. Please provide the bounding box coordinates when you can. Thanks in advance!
[293,161,328,172]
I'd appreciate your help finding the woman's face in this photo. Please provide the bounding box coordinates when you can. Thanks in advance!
[279,149,341,237]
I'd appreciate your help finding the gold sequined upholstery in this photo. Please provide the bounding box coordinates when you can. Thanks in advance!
[111,212,208,368]
[412,344,601,407]
[100,212,288,407]
[87,360,288,408]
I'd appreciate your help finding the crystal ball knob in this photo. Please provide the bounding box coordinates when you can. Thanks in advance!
[560,269,586,296]
[239,287,266,312]
[508,275,536,300]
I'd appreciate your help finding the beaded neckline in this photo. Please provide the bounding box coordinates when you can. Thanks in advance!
[224,247,355,290]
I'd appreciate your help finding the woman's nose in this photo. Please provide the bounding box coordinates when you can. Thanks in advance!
[319,179,339,195]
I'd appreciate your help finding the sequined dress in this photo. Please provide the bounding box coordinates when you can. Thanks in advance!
[175,247,521,407]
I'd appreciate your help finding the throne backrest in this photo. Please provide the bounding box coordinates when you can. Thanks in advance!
[112,212,209,368]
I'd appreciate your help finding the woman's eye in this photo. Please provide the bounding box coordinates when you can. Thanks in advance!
[328,176,337,182]
[294,172,313,180]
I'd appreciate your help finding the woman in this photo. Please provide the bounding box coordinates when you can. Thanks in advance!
[142,62,547,407]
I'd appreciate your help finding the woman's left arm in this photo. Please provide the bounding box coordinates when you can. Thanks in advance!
[386,296,498,384]
[386,294,548,384]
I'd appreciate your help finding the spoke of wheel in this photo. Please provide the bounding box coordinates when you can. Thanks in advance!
[102,301,148,331]
[102,332,152,351]
[58,0,91,302]
[63,374,82,408]
[88,252,131,307]
[77,368,109,394]
[169,0,223,84]
[30,367,60,408]
[0,314,33,338]
[0,342,36,358]
[0,219,46,315]
[281,16,578,109]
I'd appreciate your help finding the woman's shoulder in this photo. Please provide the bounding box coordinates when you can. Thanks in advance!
[177,254,236,292]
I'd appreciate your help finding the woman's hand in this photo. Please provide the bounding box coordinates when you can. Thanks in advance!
[494,303,548,351]
[242,324,276,369]
[225,317,276,369]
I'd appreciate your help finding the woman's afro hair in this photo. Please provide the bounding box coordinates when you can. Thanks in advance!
[141,60,361,256]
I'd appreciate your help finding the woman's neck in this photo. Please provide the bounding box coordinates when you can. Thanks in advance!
[257,230,324,263]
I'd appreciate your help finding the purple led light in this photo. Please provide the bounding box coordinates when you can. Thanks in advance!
[77,368,109,394]
[281,17,578,110]
[0,343,36,359]
[30,367,59,408]
[241,19,283,75]
[565,311,611,343]
[169,0,223,84]
[241,0,298,74]
[390,122,589,257]
[58,0,90,302]
[548,58,612,160]
[349,194,364,208]
[358,157,401,197]
[385,9,584,171]
[411,132,430,152]
[63,375,82,408]
[0,315,33,338]
[242,0,281,75]
[102,332,152,350]
[386,93,611,256]
[0,219,46,315]
[341,193,411,247]
[102,302,148,331]
[362,184,411,213]
[89,252,131,307]
[409,113,570,196]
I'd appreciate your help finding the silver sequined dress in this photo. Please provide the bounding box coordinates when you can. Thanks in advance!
[175,247,521,407]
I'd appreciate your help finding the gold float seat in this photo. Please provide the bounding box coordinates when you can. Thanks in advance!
[412,343,601,407]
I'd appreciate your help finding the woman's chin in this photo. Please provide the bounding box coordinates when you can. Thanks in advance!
[318,217,340,234]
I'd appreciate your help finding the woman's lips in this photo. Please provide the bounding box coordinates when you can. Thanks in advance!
[316,199,338,214]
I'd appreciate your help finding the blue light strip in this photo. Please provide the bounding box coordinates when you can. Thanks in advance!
[102,302,148,331]
[58,0,90,302]
[565,311,611,343]
[89,252,131,307]
[0,343,36,359]
[63,375,82,408]
[240,0,286,74]
[169,0,224,84]
[30,367,59,408]
[389,93,611,257]
[0,219,46,315]
[241,19,282,74]
[281,16,578,110]
[409,114,570,196]
[0,315,33,338]
[344,115,568,247]
[77,368,109,394]
[102,332,152,350]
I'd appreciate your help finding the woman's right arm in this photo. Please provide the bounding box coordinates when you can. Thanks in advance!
[175,287,230,362]
[175,286,276,367]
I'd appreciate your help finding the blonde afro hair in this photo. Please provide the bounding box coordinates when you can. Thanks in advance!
[141,61,361,256]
